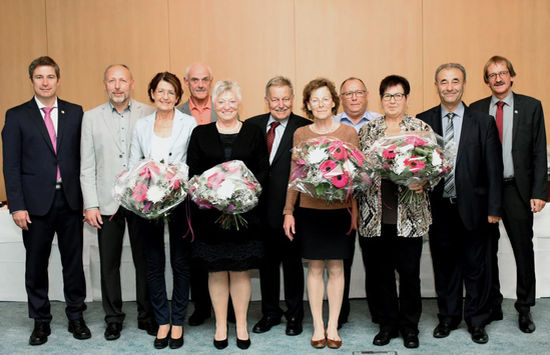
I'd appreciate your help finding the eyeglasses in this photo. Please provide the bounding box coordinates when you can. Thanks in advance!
[382,93,405,102]
[341,90,366,99]
[487,71,509,80]
[309,97,332,106]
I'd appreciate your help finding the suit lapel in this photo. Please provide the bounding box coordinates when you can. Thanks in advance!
[56,100,66,152]
[456,107,473,168]
[101,103,123,153]
[27,99,56,154]
[272,114,294,165]
[511,92,521,144]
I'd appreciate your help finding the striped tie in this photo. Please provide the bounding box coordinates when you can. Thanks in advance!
[444,112,455,197]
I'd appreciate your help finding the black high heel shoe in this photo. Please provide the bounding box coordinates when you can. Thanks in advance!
[236,337,251,349]
[213,337,228,349]
[154,335,169,349]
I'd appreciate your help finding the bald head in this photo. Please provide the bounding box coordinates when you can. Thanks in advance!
[184,63,213,102]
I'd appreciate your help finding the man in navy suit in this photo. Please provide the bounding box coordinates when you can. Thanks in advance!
[2,56,90,345]
[417,63,502,344]
[246,76,310,336]
[470,56,547,333]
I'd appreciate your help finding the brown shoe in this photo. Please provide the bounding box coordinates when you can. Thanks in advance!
[327,337,342,349]
[311,336,326,349]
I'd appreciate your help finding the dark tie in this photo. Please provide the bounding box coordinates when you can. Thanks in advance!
[266,121,280,156]
[496,101,505,143]
[444,112,455,197]
[42,106,61,180]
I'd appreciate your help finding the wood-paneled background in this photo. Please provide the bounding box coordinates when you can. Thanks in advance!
[1,0,549,200]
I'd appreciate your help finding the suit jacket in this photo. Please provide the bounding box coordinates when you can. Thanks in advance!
[80,99,155,215]
[177,99,218,123]
[128,109,197,169]
[417,103,503,231]
[2,97,83,215]
[470,93,548,204]
[245,113,311,229]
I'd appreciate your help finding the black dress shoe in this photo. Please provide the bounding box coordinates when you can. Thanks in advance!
[188,311,211,326]
[237,337,251,349]
[68,318,91,340]
[285,318,302,336]
[252,316,281,333]
[29,321,51,346]
[213,337,228,349]
[373,326,398,346]
[519,312,536,333]
[469,326,488,344]
[433,322,456,338]
[402,330,419,349]
[169,335,184,349]
[104,322,122,341]
[154,335,169,349]
[138,319,159,336]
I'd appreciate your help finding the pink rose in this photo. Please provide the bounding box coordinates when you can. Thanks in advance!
[221,161,240,174]
[207,172,226,188]
[132,183,148,202]
[405,136,427,147]
[139,162,160,178]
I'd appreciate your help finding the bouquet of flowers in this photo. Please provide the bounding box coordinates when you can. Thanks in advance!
[364,131,455,203]
[113,159,189,219]
[187,160,262,230]
[288,137,371,202]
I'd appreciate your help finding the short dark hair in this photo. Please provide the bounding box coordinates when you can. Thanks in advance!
[28,56,60,79]
[302,78,339,120]
[379,75,410,98]
[483,55,516,84]
[147,72,183,106]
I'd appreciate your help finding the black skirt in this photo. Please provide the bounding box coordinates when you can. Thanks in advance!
[295,207,355,260]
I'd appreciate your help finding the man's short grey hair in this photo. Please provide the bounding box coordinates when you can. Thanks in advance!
[185,63,213,80]
[212,80,242,103]
[339,77,366,92]
[103,64,132,81]
[265,76,294,97]
[435,63,466,83]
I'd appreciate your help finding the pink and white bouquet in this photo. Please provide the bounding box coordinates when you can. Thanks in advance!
[113,159,189,219]
[188,160,262,230]
[364,131,455,203]
[289,137,371,202]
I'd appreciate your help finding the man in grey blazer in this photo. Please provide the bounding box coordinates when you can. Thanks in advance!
[470,56,547,333]
[80,64,156,340]
[177,62,218,125]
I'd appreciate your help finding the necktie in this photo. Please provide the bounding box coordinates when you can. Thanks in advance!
[496,101,505,143]
[42,106,61,180]
[444,112,455,197]
[266,121,280,156]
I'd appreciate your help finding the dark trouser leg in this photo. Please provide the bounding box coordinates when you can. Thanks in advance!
[190,256,212,316]
[168,207,191,325]
[258,230,283,319]
[280,228,304,321]
[395,236,423,332]
[501,184,536,314]
[54,191,87,321]
[97,210,126,324]
[125,209,155,322]
[140,218,170,325]
[339,235,355,323]
[487,223,503,315]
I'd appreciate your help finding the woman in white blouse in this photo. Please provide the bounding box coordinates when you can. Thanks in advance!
[128,72,196,350]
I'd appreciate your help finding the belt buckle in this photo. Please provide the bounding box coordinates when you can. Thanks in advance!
[55,182,62,190]
[448,197,457,204]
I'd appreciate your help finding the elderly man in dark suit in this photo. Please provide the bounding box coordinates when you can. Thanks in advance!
[417,63,502,344]
[246,76,310,336]
[2,56,90,345]
[470,56,547,333]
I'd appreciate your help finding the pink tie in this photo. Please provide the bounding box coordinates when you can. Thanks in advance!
[42,106,61,180]
[496,101,504,143]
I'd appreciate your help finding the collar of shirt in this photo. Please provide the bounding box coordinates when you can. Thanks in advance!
[441,102,465,120]
[35,96,58,111]
[108,100,131,115]
[189,96,212,113]
[267,115,288,130]
[490,91,514,107]
[333,110,380,130]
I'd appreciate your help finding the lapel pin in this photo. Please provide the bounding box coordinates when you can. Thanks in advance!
[61,110,65,114]
[514,110,518,114]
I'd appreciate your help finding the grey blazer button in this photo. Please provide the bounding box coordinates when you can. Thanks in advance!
[119,154,123,158]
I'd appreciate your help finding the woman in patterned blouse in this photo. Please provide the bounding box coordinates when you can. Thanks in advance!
[357,75,435,349]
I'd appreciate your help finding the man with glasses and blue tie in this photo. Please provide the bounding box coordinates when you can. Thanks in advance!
[333,77,380,329]
[417,63,502,344]
[470,56,547,334]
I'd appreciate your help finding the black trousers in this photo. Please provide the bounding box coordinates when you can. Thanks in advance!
[429,200,492,328]
[258,227,304,321]
[97,207,154,324]
[489,182,536,314]
[360,225,423,332]
[22,189,86,322]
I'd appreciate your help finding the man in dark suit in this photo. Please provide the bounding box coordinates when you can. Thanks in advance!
[2,56,90,345]
[417,63,502,344]
[470,56,547,333]
[246,76,310,336]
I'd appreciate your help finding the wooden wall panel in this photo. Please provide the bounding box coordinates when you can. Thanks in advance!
[168,0,296,119]
[45,0,171,111]
[295,0,423,117]
[422,0,550,142]
[0,0,48,200]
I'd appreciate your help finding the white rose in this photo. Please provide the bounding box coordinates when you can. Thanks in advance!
[432,150,442,166]
[146,185,165,203]
[308,148,329,164]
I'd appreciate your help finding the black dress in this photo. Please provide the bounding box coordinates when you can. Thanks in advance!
[187,122,269,272]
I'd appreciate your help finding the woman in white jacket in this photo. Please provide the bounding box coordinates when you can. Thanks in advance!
[128,72,196,350]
